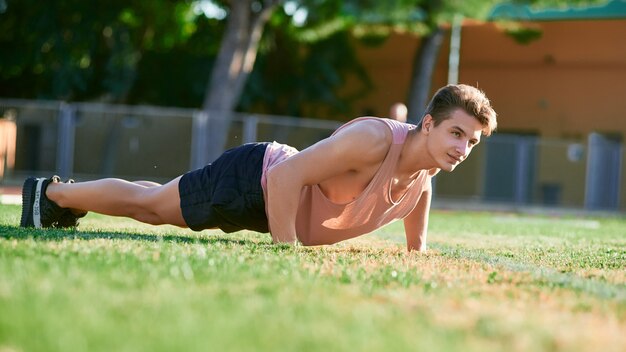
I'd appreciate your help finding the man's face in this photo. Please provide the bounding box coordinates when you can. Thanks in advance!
[424,109,483,172]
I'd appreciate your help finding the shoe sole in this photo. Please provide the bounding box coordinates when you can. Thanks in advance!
[20,177,45,228]
[20,177,36,227]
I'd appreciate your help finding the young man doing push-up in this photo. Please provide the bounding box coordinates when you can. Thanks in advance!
[20,84,497,252]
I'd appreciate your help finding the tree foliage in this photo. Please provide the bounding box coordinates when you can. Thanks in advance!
[0,0,371,115]
[0,0,208,102]
[1,0,609,116]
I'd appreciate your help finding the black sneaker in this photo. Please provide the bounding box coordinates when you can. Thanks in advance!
[20,176,66,228]
[55,178,87,228]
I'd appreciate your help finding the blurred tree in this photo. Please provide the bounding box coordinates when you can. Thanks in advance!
[240,30,371,119]
[128,15,225,107]
[0,0,201,102]
[0,0,372,114]
[238,0,376,120]
[198,0,282,164]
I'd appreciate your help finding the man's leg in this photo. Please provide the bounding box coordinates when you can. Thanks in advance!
[46,176,187,227]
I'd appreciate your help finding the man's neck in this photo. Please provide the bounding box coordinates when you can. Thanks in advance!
[398,131,437,175]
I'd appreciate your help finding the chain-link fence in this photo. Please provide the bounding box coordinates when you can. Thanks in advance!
[0,99,340,183]
[1,98,623,211]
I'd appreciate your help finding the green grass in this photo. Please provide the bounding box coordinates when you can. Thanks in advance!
[1,204,624,352]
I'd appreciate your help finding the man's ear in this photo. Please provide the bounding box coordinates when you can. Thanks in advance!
[422,114,433,133]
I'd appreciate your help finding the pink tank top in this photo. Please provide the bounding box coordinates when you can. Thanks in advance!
[261,117,430,246]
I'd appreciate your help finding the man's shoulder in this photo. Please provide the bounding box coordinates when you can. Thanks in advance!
[335,118,392,145]
[319,119,391,166]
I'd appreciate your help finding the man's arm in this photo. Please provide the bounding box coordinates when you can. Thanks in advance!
[265,120,391,244]
[265,159,302,244]
[403,177,433,252]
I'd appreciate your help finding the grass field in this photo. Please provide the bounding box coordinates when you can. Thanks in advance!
[1,203,624,352]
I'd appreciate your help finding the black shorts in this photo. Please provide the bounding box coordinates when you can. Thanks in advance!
[179,142,270,233]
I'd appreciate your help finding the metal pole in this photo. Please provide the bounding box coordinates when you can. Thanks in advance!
[191,110,209,170]
[243,115,258,144]
[56,102,76,179]
[515,137,529,204]
[447,14,463,85]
